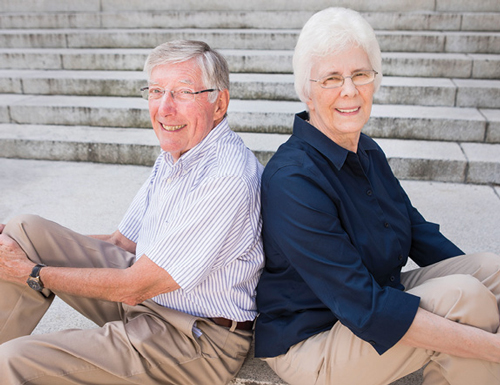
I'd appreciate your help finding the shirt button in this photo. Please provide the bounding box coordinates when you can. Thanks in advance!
[390,276,395,282]
[384,222,389,228]
[366,189,373,196]
[398,255,403,261]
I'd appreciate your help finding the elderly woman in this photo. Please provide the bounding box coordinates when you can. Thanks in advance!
[254,7,500,385]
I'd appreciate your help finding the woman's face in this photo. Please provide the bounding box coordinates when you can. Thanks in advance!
[305,46,375,151]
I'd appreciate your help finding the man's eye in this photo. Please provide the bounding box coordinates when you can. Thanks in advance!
[150,88,163,94]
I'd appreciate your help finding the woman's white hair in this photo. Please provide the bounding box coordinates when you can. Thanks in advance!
[293,7,383,103]
[144,40,229,103]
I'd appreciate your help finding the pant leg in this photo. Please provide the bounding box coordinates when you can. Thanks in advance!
[401,253,500,385]
[265,254,500,385]
[0,300,252,385]
[0,214,135,343]
[402,252,500,306]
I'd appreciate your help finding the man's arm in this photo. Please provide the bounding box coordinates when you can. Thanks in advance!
[40,255,180,305]
[0,232,179,306]
[401,307,500,363]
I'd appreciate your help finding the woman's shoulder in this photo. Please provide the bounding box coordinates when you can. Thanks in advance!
[263,136,311,175]
[359,133,383,151]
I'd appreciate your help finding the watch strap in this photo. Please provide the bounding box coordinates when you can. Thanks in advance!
[30,263,46,287]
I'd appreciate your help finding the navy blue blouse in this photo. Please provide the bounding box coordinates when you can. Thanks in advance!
[254,111,463,358]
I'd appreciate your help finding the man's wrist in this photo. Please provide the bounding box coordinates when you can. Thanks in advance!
[26,264,47,291]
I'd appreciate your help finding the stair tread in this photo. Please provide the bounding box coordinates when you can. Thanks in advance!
[0,10,499,31]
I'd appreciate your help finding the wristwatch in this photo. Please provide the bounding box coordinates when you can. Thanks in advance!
[26,264,46,291]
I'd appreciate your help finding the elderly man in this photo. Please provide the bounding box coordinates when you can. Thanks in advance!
[0,40,264,385]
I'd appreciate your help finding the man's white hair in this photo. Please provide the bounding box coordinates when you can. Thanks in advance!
[144,40,229,103]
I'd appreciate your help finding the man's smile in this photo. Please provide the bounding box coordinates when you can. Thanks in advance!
[160,123,186,132]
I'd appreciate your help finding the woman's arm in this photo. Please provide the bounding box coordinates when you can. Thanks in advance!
[402,308,500,363]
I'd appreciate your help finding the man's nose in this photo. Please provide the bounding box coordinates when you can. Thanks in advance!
[157,91,176,114]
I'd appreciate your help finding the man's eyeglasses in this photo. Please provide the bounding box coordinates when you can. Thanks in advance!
[140,86,216,102]
[309,70,378,89]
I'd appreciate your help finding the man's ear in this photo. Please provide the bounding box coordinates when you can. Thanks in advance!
[214,89,230,120]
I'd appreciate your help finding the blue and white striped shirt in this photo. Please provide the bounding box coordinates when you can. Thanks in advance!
[119,118,264,321]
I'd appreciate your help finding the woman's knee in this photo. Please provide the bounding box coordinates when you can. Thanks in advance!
[467,252,500,276]
[413,274,499,332]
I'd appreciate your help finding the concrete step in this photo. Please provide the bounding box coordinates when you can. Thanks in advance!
[1,0,499,13]
[1,124,499,184]
[0,11,498,31]
[2,70,500,108]
[0,48,499,79]
[1,28,500,53]
[0,94,497,142]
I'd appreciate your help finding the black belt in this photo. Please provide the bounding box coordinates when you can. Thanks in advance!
[210,317,254,330]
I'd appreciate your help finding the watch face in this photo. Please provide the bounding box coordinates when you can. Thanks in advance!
[27,277,43,291]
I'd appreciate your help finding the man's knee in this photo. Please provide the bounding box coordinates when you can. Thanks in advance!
[4,214,44,238]
[0,336,49,384]
[415,274,499,332]
[0,337,26,373]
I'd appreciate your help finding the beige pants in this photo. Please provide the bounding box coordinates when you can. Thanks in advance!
[264,252,500,385]
[0,215,252,384]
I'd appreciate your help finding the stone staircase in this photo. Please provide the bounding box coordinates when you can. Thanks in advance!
[0,0,499,186]
[0,1,500,384]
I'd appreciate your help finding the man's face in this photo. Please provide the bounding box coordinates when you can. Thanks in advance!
[148,59,229,161]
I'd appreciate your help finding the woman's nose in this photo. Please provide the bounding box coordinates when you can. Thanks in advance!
[340,77,359,97]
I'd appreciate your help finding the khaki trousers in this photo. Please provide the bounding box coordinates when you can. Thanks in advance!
[0,215,252,384]
[264,252,500,385]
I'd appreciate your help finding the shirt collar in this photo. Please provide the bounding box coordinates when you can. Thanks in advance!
[293,111,378,170]
[162,118,230,170]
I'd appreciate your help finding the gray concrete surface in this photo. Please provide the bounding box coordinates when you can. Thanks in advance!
[0,10,499,31]
[3,70,500,108]
[1,0,499,13]
[1,156,499,384]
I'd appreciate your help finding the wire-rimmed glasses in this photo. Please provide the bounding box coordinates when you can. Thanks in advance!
[140,86,216,102]
[309,70,378,89]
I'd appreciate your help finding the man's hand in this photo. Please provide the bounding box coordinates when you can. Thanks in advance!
[0,233,35,284]
[88,230,137,254]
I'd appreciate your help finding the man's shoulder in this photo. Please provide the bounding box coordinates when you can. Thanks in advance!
[212,129,264,179]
